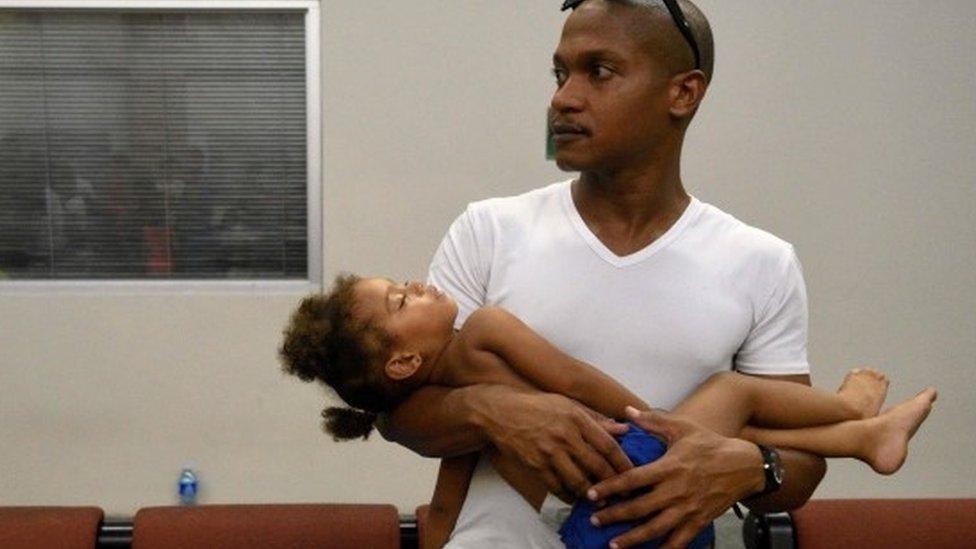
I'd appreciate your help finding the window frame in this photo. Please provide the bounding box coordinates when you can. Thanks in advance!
[0,0,323,294]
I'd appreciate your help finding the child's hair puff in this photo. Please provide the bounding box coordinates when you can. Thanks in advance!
[279,274,410,441]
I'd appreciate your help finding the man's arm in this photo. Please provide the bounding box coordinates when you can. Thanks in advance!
[376,384,489,459]
[739,373,826,512]
[377,382,632,500]
[586,374,825,549]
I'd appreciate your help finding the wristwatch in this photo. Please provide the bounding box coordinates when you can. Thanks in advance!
[756,444,784,496]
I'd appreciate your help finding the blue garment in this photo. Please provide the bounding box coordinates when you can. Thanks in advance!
[559,424,715,549]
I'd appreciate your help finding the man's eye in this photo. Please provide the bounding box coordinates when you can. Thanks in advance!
[551,67,567,85]
[592,65,613,79]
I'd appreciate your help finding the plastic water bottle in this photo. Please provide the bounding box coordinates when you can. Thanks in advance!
[178,466,198,505]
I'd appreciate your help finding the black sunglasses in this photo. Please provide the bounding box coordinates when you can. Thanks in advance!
[560,0,701,71]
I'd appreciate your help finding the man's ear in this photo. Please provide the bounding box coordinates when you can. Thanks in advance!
[385,351,423,381]
[669,70,708,119]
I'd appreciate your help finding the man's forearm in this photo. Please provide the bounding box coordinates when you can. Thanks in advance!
[382,382,632,501]
[742,448,826,512]
[738,373,826,512]
[377,384,495,458]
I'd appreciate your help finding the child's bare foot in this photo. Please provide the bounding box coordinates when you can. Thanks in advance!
[837,368,889,418]
[862,388,937,475]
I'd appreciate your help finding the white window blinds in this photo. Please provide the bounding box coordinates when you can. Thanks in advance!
[0,9,308,280]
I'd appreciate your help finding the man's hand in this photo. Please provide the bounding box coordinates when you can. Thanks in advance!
[588,407,765,549]
[474,387,633,500]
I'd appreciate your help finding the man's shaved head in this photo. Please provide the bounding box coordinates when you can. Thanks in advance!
[568,0,714,82]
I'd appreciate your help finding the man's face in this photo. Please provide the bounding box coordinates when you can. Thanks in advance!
[549,1,674,172]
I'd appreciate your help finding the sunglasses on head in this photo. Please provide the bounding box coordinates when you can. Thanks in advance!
[560,0,701,71]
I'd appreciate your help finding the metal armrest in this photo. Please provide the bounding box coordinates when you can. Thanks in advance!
[742,511,794,549]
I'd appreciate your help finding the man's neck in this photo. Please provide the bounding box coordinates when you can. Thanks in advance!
[572,154,691,256]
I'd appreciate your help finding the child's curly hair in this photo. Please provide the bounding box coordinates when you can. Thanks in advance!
[279,274,412,441]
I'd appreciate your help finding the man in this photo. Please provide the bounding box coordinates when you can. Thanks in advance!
[380,1,826,547]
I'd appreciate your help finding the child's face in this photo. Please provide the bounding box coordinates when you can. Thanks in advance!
[353,277,458,359]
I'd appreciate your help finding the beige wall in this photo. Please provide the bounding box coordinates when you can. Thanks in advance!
[1,1,974,516]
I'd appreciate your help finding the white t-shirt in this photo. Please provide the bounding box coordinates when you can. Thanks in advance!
[427,180,810,548]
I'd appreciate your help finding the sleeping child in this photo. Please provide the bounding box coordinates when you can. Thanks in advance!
[279,275,936,548]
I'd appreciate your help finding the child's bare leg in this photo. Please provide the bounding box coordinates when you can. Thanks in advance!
[425,453,479,549]
[741,388,937,475]
[436,451,557,536]
[672,369,889,438]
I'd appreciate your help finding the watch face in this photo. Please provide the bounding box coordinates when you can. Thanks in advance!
[760,445,783,493]
[770,450,784,485]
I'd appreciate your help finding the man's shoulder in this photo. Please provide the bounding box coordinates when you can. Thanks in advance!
[463,180,569,222]
[692,199,797,266]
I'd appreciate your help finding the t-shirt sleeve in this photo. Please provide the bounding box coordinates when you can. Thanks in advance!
[427,204,492,329]
[735,246,810,375]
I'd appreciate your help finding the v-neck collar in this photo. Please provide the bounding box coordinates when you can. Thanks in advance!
[559,179,702,268]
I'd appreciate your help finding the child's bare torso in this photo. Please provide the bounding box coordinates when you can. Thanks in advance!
[435,322,535,389]
[431,320,561,509]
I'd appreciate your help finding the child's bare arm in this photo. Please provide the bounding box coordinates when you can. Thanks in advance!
[461,307,650,419]
[424,453,478,549]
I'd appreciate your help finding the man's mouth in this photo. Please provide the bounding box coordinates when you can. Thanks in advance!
[550,122,590,143]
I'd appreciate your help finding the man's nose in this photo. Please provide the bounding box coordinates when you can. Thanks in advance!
[550,77,584,113]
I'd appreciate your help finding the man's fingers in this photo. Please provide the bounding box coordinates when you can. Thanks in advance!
[608,507,685,549]
[550,451,591,497]
[579,419,633,476]
[662,520,710,549]
[570,442,621,483]
[624,406,685,442]
[588,459,669,501]
[539,467,566,498]
[599,418,631,436]
[592,490,665,528]
[592,483,674,526]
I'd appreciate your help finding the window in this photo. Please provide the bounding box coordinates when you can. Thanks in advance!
[0,1,321,289]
